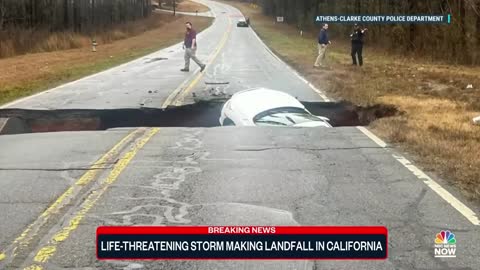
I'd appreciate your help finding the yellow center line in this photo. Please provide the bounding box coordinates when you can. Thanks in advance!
[6,8,233,269]
[25,128,160,269]
[0,129,142,266]
[162,13,233,108]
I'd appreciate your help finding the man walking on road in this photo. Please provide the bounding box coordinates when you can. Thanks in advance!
[350,23,367,66]
[181,22,206,72]
[314,24,331,68]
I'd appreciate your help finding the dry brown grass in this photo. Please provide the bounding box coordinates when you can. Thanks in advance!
[220,0,480,202]
[0,13,212,105]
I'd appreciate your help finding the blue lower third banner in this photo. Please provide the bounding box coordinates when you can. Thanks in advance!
[97,226,388,260]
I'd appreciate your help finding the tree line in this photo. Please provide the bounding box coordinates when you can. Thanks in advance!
[253,0,480,65]
[0,0,152,33]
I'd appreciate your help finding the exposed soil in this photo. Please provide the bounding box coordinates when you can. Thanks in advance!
[0,100,397,134]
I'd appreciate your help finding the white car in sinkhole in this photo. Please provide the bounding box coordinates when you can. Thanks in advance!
[219,88,332,128]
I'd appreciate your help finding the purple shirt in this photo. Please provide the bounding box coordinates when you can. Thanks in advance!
[184,29,197,48]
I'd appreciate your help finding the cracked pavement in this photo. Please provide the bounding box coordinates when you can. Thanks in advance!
[0,0,479,269]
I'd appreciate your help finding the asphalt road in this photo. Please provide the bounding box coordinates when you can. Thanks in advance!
[0,0,479,269]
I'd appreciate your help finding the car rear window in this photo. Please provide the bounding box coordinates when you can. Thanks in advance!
[253,107,320,126]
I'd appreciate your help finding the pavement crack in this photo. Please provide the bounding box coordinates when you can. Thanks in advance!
[235,146,390,152]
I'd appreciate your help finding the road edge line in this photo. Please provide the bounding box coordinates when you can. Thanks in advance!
[242,6,479,226]
[23,128,160,269]
[356,126,479,225]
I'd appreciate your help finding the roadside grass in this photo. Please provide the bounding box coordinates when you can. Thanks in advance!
[221,0,480,202]
[0,14,212,106]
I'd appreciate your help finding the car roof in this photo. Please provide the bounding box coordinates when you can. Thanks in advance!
[228,88,306,119]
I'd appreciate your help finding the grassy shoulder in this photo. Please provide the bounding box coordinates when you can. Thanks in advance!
[222,0,480,202]
[0,14,212,106]
[159,0,210,13]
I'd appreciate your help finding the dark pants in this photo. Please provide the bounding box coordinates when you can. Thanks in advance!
[351,43,363,66]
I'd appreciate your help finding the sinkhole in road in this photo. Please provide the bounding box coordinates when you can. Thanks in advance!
[0,100,398,134]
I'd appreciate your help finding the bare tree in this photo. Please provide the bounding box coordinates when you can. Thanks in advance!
[0,0,152,32]
[0,1,6,30]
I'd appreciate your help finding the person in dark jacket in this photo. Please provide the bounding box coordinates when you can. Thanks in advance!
[314,24,331,68]
[350,24,368,66]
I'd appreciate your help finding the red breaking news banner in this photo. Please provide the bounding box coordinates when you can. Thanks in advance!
[97,226,388,260]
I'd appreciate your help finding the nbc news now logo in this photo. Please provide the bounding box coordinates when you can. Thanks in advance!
[434,230,456,258]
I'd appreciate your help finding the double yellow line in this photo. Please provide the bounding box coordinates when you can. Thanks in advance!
[0,128,142,266]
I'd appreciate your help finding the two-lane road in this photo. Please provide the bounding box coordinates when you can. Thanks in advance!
[0,1,478,269]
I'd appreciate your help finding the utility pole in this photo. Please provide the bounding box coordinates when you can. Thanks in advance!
[173,0,176,16]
